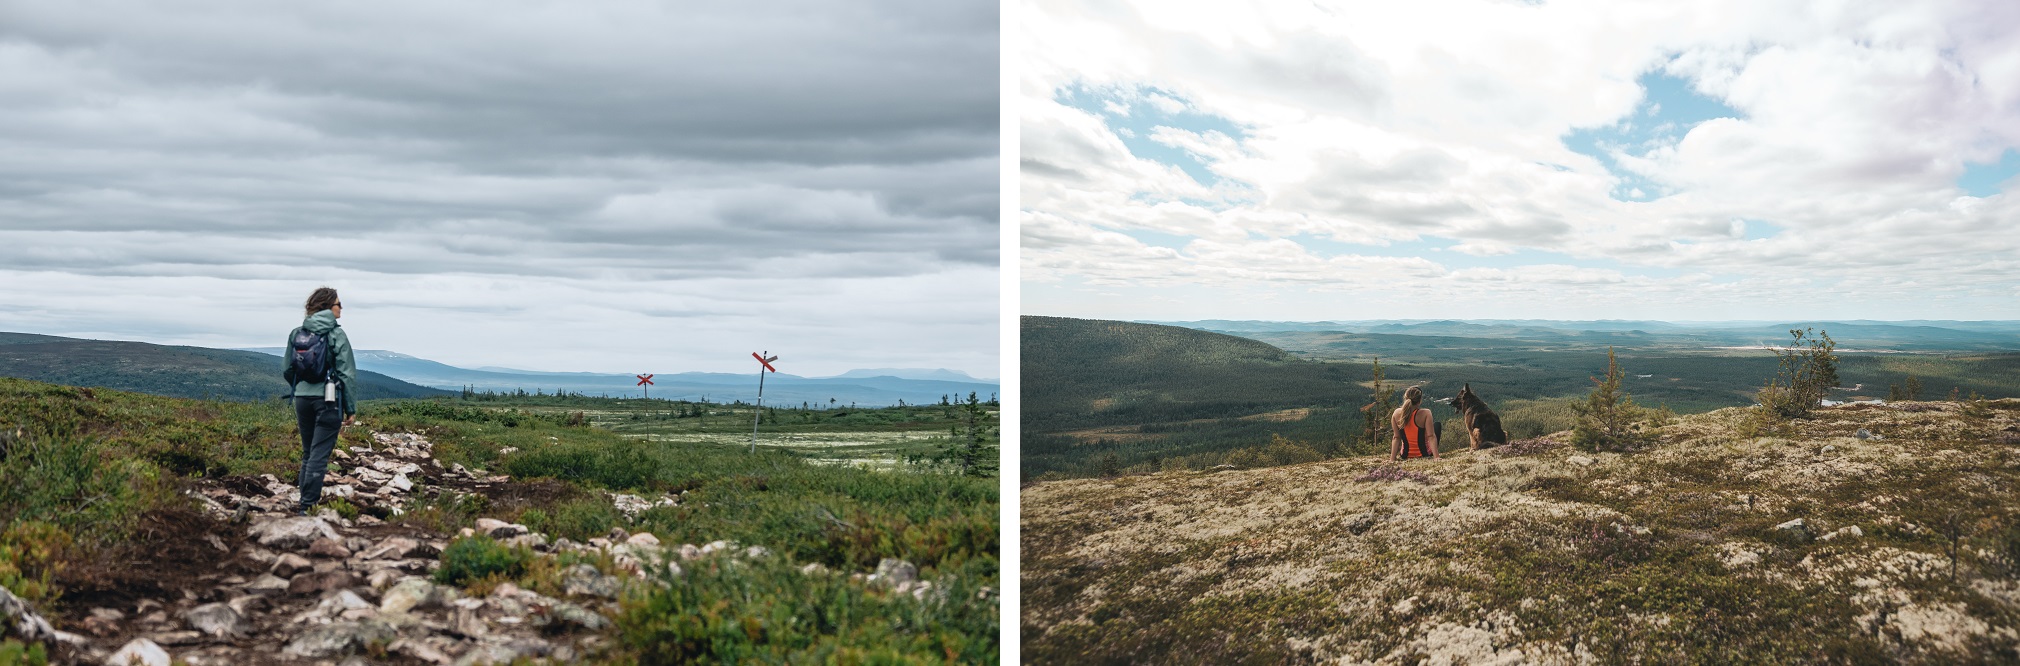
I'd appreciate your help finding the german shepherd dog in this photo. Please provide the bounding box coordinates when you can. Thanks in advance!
[1444,383,1508,450]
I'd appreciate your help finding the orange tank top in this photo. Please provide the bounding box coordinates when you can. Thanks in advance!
[1399,408,1418,445]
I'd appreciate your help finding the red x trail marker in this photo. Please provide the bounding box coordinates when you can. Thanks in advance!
[636,374,654,386]
[752,353,777,373]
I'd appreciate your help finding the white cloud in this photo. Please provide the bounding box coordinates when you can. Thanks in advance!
[1022,0,2020,320]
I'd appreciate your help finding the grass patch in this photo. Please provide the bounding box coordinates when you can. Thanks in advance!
[617,553,997,663]
[434,536,533,588]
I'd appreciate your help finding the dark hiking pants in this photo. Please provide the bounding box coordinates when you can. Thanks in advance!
[295,396,342,514]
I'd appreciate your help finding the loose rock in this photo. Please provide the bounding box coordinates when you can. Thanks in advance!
[182,602,244,638]
[105,638,172,666]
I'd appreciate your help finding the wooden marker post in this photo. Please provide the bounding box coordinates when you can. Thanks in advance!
[750,352,778,453]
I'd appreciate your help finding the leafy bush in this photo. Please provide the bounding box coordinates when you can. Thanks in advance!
[395,490,490,534]
[434,536,532,587]
[1756,328,1838,420]
[0,434,151,544]
[1572,348,1669,452]
[0,522,71,604]
[0,639,49,666]
[502,439,658,490]
[616,553,997,663]
[323,497,360,520]
[521,499,626,543]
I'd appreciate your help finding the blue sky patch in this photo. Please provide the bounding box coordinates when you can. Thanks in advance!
[1056,84,1247,188]
[1959,148,2020,197]
[1563,69,1743,202]
[1739,219,1783,241]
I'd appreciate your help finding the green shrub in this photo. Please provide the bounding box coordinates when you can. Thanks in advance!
[0,434,150,543]
[396,491,490,534]
[1756,328,1838,420]
[617,553,997,663]
[0,639,49,666]
[503,439,657,490]
[522,499,626,543]
[323,497,361,520]
[434,536,532,587]
[0,521,71,604]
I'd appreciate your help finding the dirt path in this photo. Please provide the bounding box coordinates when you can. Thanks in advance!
[40,430,655,665]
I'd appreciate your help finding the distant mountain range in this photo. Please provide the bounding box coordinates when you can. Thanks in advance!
[232,348,999,407]
[0,332,447,402]
[1144,319,2020,351]
[0,331,997,407]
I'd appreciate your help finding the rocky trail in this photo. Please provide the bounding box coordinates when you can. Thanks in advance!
[4,429,939,665]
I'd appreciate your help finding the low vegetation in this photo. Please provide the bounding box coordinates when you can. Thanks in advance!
[1023,398,2020,663]
[0,377,997,662]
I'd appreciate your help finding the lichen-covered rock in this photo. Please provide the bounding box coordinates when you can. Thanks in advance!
[561,563,622,599]
[282,619,398,659]
[380,577,458,614]
[248,516,341,550]
[182,602,244,638]
[874,559,919,587]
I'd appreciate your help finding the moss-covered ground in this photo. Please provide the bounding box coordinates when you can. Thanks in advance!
[1022,399,2020,664]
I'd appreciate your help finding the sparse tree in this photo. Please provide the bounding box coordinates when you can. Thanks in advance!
[938,391,997,476]
[1572,347,1668,452]
[1359,358,1397,453]
[1906,375,1923,401]
[1756,328,1839,420]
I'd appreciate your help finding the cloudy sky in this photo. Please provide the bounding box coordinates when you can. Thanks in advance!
[1021,0,2020,323]
[0,1,999,377]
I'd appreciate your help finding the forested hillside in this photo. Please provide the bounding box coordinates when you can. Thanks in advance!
[0,333,447,402]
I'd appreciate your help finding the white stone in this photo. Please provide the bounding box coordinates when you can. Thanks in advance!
[105,638,171,666]
[1566,456,1595,467]
[626,532,661,548]
[389,473,413,492]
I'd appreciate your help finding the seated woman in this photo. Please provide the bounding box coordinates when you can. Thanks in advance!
[1391,386,1441,461]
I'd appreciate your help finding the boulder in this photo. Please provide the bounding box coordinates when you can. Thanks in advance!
[181,602,244,638]
[389,473,414,492]
[309,537,352,559]
[502,533,549,551]
[626,531,661,548]
[380,578,458,614]
[875,558,919,587]
[244,574,292,595]
[282,619,398,659]
[561,564,622,599]
[271,553,314,577]
[1775,518,1808,532]
[361,537,421,560]
[105,638,171,666]
[474,518,526,539]
[547,601,610,630]
[1566,456,1596,467]
[248,516,341,550]
[288,571,360,596]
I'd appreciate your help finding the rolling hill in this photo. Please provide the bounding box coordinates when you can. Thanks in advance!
[230,348,1001,407]
[0,332,447,401]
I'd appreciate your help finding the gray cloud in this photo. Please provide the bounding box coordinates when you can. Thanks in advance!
[0,0,999,377]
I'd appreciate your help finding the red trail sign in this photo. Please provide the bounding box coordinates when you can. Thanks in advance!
[636,374,654,399]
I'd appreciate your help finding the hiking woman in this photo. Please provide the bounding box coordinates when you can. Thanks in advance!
[287,287,356,516]
[1391,386,1440,461]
